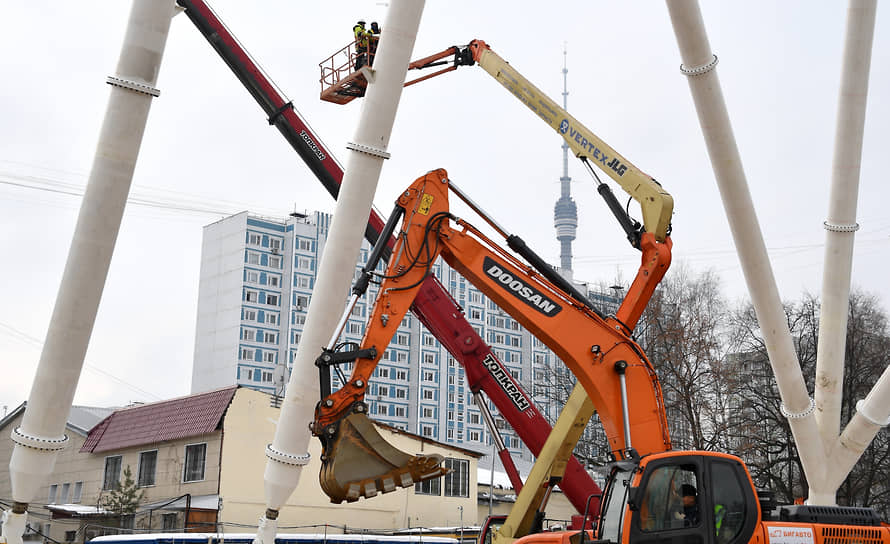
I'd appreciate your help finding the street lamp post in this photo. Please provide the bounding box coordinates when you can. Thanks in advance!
[458,505,464,543]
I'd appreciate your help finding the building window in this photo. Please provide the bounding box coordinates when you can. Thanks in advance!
[242,329,255,342]
[396,333,410,346]
[297,238,313,252]
[421,425,434,437]
[269,275,280,287]
[138,450,158,487]
[245,290,258,302]
[65,531,77,542]
[297,257,313,270]
[269,256,281,269]
[267,313,278,325]
[247,252,260,265]
[423,353,436,365]
[377,404,388,415]
[267,294,279,306]
[243,309,257,321]
[240,348,253,361]
[59,482,70,503]
[396,370,407,381]
[396,351,408,363]
[246,271,259,284]
[249,233,262,245]
[183,443,207,483]
[103,456,122,490]
[48,484,58,504]
[263,352,275,363]
[162,513,177,531]
[264,332,277,344]
[295,275,312,289]
[422,388,434,400]
[395,388,407,399]
[444,458,469,497]
[72,481,83,504]
[423,335,436,346]
[415,477,441,496]
[422,406,435,418]
[470,430,481,441]
[269,238,281,251]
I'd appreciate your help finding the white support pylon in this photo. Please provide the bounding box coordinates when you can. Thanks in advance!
[252,2,425,544]
[664,0,827,496]
[813,0,877,484]
[2,2,177,543]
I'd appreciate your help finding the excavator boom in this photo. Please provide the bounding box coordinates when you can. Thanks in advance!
[313,169,671,502]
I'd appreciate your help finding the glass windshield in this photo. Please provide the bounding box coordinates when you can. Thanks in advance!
[599,468,632,543]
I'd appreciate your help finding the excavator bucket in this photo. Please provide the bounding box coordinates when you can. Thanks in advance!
[319,412,449,503]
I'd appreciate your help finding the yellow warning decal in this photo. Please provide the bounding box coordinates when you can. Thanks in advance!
[418,194,434,215]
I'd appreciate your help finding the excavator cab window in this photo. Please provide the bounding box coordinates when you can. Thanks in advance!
[709,461,755,544]
[630,458,705,544]
[598,466,634,543]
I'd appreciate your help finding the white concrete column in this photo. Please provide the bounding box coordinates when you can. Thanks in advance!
[664,0,827,491]
[814,0,876,454]
[821,365,890,494]
[3,2,176,543]
[254,2,425,543]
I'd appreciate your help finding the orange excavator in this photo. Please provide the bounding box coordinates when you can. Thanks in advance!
[312,169,889,544]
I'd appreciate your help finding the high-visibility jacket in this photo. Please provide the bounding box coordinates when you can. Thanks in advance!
[353,25,369,51]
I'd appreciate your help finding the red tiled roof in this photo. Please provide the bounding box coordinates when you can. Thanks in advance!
[80,386,238,453]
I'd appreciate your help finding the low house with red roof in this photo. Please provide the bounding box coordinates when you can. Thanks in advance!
[0,387,482,543]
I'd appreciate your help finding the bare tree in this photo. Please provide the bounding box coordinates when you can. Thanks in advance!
[635,264,733,452]
[727,289,890,515]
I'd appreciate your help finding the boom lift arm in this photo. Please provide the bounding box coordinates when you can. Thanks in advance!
[312,169,672,502]
[177,0,601,512]
[409,39,674,248]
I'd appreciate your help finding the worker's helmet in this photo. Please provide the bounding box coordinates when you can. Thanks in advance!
[357,20,366,25]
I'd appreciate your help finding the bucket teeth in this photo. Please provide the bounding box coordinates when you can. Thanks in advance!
[319,412,450,503]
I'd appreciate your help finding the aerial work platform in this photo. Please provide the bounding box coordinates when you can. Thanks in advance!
[319,40,376,104]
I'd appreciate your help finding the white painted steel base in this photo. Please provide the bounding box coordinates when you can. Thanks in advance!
[1,511,26,544]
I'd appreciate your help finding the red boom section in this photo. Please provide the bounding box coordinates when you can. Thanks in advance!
[177,0,600,512]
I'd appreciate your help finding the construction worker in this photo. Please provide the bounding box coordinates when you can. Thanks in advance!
[353,20,370,70]
[368,21,381,64]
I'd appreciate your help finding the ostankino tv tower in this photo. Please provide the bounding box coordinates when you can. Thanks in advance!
[553,46,578,281]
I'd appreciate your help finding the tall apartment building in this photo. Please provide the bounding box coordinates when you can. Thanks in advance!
[193,211,618,464]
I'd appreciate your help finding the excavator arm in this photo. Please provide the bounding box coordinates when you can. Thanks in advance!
[313,169,671,503]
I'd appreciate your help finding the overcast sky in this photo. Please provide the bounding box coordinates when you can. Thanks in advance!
[1,2,888,412]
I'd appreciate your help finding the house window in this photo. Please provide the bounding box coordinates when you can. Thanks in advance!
[423,353,436,365]
[469,308,482,320]
[267,294,279,306]
[48,484,58,504]
[240,349,253,361]
[423,335,436,346]
[72,482,83,504]
[297,257,313,270]
[162,513,177,531]
[295,275,312,289]
[269,275,280,287]
[470,430,481,441]
[348,321,362,335]
[138,450,158,487]
[422,389,434,400]
[267,313,278,325]
[65,531,77,542]
[269,256,281,268]
[396,370,407,381]
[243,309,257,321]
[103,456,122,490]
[444,458,469,497]
[295,294,310,309]
[247,252,260,265]
[264,332,277,343]
[248,233,262,245]
[245,290,258,303]
[184,443,207,482]
[422,406,435,418]
[378,386,389,397]
[396,333,410,346]
[269,238,281,251]
[243,329,256,342]
[297,238,313,251]
[415,476,440,496]
[395,388,407,399]
[396,351,408,363]
[263,352,275,363]
[262,371,273,382]
[421,425,434,437]
[59,483,70,503]
[246,271,259,284]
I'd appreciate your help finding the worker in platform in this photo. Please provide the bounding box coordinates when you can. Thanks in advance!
[368,21,381,65]
[353,20,370,70]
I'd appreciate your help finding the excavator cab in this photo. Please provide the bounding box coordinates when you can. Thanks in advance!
[591,451,759,544]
